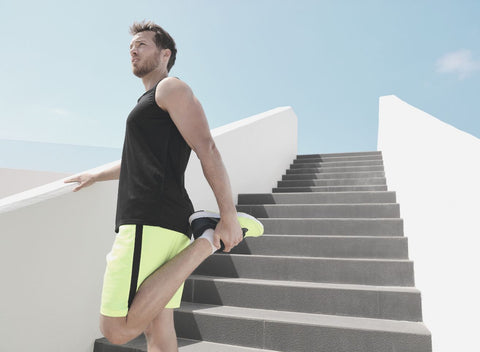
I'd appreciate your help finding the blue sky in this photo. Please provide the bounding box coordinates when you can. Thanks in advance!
[1,0,479,163]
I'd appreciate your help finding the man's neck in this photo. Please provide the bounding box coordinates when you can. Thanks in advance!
[141,70,168,91]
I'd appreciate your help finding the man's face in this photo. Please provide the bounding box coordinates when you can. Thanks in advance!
[129,31,162,78]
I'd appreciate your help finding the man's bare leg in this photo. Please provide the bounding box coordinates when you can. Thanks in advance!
[100,238,213,345]
[144,309,177,352]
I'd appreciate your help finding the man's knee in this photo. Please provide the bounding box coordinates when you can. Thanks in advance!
[100,315,139,346]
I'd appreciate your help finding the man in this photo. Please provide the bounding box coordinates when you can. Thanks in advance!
[64,20,263,351]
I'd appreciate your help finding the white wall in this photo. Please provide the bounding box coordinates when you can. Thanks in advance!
[377,95,480,352]
[0,168,71,198]
[186,106,298,210]
[0,106,297,352]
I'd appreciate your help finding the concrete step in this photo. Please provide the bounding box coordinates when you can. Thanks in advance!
[229,234,409,259]
[290,160,384,168]
[238,191,397,204]
[193,253,414,286]
[94,335,277,352]
[286,165,384,174]
[273,185,389,192]
[174,302,431,352]
[259,218,403,236]
[282,170,385,180]
[294,156,383,164]
[183,275,423,321]
[295,155,383,163]
[277,177,387,187]
[237,203,400,218]
[298,151,382,158]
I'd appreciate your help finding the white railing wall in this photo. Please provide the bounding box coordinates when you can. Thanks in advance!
[0,106,298,352]
[377,95,480,352]
[186,106,298,210]
[0,168,70,198]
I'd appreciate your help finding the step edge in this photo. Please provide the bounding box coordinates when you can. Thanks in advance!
[177,302,431,336]
[186,275,420,293]
[213,253,413,263]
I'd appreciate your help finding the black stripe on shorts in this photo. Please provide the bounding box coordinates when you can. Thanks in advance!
[128,224,143,309]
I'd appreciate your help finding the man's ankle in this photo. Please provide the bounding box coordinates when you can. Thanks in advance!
[197,230,218,254]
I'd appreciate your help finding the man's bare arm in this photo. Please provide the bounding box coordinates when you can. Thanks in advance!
[64,160,121,192]
[156,77,242,252]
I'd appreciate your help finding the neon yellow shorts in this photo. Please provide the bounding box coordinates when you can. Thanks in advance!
[100,224,191,317]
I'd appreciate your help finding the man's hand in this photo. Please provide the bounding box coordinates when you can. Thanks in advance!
[63,161,120,192]
[63,173,98,192]
[213,215,243,253]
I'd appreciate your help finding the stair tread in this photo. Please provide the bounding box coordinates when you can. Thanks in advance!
[178,302,430,335]
[213,252,411,263]
[298,151,381,156]
[179,338,278,351]
[274,186,388,191]
[241,191,395,195]
[240,203,398,206]
[187,274,420,293]
[258,217,402,220]
[259,234,405,239]
[95,336,278,352]
[279,177,387,180]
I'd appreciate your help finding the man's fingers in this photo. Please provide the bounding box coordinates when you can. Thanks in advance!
[64,177,78,183]
[213,233,221,249]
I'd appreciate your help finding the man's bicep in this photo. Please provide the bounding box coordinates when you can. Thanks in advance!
[161,83,214,154]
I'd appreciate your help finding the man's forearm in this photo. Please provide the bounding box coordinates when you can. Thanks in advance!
[198,145,237,218]
[94,160,121,181]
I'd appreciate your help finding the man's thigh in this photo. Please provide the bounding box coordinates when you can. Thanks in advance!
[101,224,191,317]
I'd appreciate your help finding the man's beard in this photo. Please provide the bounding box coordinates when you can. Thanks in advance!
[133,54,161,78]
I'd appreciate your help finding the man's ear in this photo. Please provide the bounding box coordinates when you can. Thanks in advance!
[162,48,171,62]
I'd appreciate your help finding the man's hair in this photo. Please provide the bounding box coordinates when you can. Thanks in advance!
[130,20,177,72]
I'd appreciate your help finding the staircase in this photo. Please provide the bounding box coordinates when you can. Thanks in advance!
[94,151,432,352]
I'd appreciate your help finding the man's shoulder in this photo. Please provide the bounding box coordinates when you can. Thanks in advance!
[157,76,190,91]
[156,76,192,110]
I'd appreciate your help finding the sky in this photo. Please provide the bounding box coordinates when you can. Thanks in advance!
[0,0,479,167]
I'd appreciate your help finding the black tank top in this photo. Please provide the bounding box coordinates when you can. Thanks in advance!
[115,77,194,238]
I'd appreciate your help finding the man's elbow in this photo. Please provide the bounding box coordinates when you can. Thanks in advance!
[194,138,219,162]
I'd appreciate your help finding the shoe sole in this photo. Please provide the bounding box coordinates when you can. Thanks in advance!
[189,210,264,238]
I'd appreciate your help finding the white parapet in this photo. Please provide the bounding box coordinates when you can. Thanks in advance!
[0,106,297,352]
[186,106,298,211]
[378,95,480,352]
[0,168,70,198]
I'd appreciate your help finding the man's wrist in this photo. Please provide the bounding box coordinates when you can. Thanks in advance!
[92,171,102,182]
[219,209,238,222]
